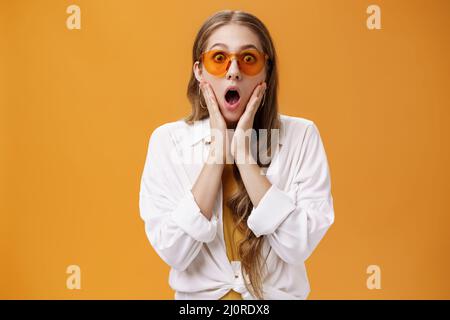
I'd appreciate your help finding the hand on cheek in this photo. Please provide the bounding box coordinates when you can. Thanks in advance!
[231,81,267,163]
[200,81,233,163]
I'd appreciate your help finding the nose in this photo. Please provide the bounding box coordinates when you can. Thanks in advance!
[225,58,241,80]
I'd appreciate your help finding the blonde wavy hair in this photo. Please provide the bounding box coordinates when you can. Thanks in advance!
[184,10,280,299]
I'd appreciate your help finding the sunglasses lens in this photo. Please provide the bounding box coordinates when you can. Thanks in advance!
[238,50,266,76]
[202,49,266,76]
[203,50,228,76]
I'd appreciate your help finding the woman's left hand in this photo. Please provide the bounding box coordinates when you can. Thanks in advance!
[231,81,267,164]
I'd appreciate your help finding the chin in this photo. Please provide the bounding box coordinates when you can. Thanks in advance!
[221,110,242,125]
[226,114,240,122]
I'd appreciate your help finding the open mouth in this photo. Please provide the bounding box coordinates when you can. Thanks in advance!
[225,89,241,105]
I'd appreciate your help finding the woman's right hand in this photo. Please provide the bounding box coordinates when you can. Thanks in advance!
[199,81,231,164]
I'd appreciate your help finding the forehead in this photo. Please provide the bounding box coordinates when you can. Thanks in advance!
[206,24,262,51]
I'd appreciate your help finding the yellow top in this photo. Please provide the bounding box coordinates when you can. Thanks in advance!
[219,164,245,300]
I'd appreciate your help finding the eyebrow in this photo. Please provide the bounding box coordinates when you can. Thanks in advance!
[208,43,260,51]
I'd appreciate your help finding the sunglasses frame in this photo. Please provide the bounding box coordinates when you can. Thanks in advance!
[200,48,269,77]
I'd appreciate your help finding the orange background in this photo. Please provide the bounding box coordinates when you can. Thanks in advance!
[1,0,449,299]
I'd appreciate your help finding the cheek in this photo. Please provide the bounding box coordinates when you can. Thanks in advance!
[209,83,222,101]
[243,81,263,101]
[205,84,225,108]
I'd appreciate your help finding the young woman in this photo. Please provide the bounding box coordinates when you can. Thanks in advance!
[139,10,335,300]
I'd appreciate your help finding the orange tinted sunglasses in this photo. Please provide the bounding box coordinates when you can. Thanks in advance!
[201,49,269,77]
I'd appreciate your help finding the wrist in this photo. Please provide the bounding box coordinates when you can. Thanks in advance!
[207,143,226,165]
[234,147,257,166]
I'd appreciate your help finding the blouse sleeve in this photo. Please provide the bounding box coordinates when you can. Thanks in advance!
[139,125,218,271]
[246,122,335,265]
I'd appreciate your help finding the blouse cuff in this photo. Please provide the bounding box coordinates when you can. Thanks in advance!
[169,189,218,243]
[247,184,297,237]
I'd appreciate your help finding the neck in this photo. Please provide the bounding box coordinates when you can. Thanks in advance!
[226,121,237,129]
